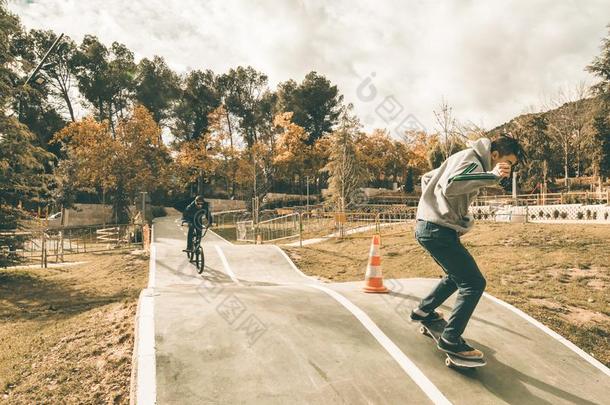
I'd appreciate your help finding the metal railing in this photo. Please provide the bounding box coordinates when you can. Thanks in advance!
[235,206,418,244]
[0,223,145,268]
[473,191,609,207]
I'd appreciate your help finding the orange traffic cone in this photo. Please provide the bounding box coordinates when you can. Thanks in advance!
[363,234,388,293]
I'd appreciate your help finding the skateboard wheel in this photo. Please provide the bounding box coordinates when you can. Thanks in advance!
[419,326,426,334]
[445,358,452,367]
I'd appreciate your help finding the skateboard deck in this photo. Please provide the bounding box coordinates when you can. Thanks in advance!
[419,319,487,369]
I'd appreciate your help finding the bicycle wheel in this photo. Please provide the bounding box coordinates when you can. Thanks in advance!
[194,246,204,274]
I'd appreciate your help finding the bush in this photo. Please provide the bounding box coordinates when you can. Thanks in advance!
[593,211,598,220]
[531,214,536,220]
[586,209,592,219]
[560,212,568,219]
[545,213,551,219]
[553,209,560,219]
[538,210,544,218]
[605,212,609,220]
[577,212,584,220]
[152,206,167,218]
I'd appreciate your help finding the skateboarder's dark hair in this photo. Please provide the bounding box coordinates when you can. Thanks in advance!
[491,135,528,165]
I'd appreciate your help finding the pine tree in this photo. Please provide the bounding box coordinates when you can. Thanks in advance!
[0,2,53,236]
[593,108,610,180]
[405,167,414,193]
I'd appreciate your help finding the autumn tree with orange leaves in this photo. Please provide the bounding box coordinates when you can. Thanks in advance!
[54,106,172,222]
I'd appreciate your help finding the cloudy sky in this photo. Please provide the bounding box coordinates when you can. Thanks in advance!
[8,0,610,136]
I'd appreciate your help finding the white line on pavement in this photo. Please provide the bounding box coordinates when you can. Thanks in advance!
[305,284,452,405]
[276,247,451,405]
[214,245,240,284]
[483,292,610,377]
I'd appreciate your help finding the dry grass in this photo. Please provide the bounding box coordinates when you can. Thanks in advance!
[0,250,149,404]
[284,222,610,367]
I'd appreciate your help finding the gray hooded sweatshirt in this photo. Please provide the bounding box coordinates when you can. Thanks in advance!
[416,138,500,234]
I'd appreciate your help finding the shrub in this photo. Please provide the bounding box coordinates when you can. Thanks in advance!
[538,210,544,218]
[553,209,560,219]
[560,212,568,219]
[586,209,592,219]
[593,211,598,220]
[152,206,167,218]
[545,213,551,219]
[577,212,584,220]
[605,212,609,220]
[531,214,536,220]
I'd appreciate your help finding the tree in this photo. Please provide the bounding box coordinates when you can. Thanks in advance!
[173,69,220,142]
[72,36,137,134]
[9,29,68,155]
[355,129,393,187]
[426,133,466,169]
[587,25,610,98]
[545,84,590,185]
[433,98,463,161]
[206,105,241,197]
[135,56,180,126]
[403,130,432,174]
[272,111,310,190]
[519,114,551,191]
[0,118,52,230]
[220,66,269,147]
[592,107,610,181]
[405,167,415,193]
[277,71,343,145]
[322,106,367,210]
[0,2,53,235]
[54,106,171,222]
[13,29,79,122]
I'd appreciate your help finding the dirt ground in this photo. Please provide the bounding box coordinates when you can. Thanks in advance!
[0,249,149,404]
[284,222,610,368]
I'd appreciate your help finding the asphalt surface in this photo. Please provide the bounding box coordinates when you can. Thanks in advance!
[145,211,610,404]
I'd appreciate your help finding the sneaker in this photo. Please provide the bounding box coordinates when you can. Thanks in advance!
[437,336,484,359]
[410,308,444,322]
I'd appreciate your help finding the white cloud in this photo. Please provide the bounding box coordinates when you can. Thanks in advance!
[8,0,610,135]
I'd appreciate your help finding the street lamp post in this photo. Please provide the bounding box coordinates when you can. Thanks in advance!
[18,33,65,121]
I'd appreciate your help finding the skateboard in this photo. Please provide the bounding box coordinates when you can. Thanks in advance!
[419,319,487,369]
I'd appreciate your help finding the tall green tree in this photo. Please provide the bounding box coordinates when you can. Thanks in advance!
[173,69,220,141]
[0,2,53,234]
[277,71,343,145]
[72,36,136,134]
[592,107,610,181]
[220,66,270,147]
[587,25,610,99]
[135,55,180,125]
[13,29,79,122]
[10,29,67,155]
[517,115,552,190]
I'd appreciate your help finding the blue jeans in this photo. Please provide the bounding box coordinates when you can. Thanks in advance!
[415,220,486,342]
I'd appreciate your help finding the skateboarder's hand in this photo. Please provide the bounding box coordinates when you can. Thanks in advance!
[492,162,512,178]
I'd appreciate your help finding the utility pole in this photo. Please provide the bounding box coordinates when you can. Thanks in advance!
[512,170,518,201]
[306,176,310,212]
[140,191,148,224]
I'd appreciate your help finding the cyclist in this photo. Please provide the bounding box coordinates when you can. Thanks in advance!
[182,195,213,253]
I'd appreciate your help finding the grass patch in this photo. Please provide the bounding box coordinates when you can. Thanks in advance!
[0,250,148,404]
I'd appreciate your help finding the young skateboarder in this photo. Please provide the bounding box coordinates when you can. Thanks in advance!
[410,136,526,359]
